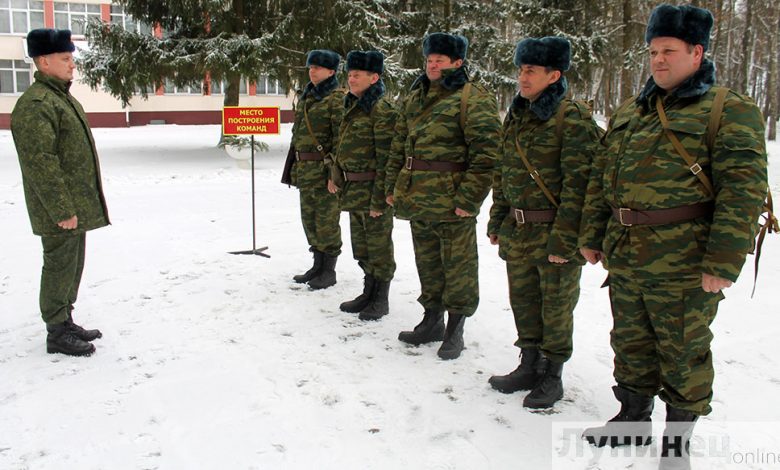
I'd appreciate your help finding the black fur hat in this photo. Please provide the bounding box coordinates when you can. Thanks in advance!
[645,4,714,51]
[513,36,571,72]
[306,49,340,70]
[422,33,468,61]
[346,51,384,74]
[26,28,76,58]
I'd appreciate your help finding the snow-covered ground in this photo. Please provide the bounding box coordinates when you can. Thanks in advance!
[1,123,778,470]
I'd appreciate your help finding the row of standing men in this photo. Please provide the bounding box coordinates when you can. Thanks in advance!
[286,4,769,470]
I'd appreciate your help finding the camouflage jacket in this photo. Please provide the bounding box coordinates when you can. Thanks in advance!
[11,72,109,237]
[333,80,397,213]
[290,75,344,189]
[489,78,601,265]
[385,66,500,221]
[579,60,768,282]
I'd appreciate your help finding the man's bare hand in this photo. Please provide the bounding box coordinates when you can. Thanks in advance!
[579,247,603,265]
[369,210,382,218]
[327,179,339,194]
[386,195,394,206]
[57,215,78,230]
[488,234,499,245]
[455,207,472,217]
[549,255,569,264]
[702,273,732,293]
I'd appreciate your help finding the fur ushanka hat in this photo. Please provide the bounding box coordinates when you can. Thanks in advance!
[422,32,469,61]
[26,28,76,58]
[346,51,384,74]
[513,36,571,72]
[306,49,340,70]
[645,3,714,51]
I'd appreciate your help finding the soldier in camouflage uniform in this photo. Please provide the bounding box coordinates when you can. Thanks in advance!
[386,33,500,360]
[329,51,397,321]
[578,5,768,469]
[290,50,343,290]
[11,29,109,357]
[487,37,601,409]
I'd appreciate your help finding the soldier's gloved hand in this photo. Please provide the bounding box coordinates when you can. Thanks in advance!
[327,179,339,194]
[579,247,603,265]
[702,273,732,293]
[58,215,78,230]
[488,233,499,245]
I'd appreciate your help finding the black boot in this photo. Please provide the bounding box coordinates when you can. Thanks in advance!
[398,308,445,345]
[340,274,376,313]
[489,347,541,393]
[359,280,390,321]
[66,308,102,342]
[659,405,698,470]
[307,253,337,290]
[293,248,323,283]
[523,356,564,409]
[46,323,95,357]
[437,313,465,360]
[582,385,654,448]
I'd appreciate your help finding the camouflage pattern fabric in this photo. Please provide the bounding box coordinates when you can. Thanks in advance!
[40,233,85,324]
[349,212,395,282]
[410,219,479,316]
[334,81,396,281]
[489,93,600,264]
[385,66,499,221]
[333,82,396,213]
[579,62,767,282]
[11,72,109,237]
[290,75,344,256]
[506,261,581,364]
[609,274,721,415]
[579,60,768,415]
[489,82,599,363]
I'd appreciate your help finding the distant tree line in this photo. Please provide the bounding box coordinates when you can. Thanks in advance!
[79,0,779,139]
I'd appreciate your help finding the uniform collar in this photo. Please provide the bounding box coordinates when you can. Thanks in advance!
[34,71,71,94]
[510,76,568,121]
[302,74,339,101]
[410,64,470,94]
[345,79,386,114]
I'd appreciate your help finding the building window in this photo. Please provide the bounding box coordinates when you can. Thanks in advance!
[214,79,248,95]
[163,78,203,95]
[109,5,152,35]
[0,0,45,34]
[54,1,101,36]
[0,59,31,94]
[255,75,285,95]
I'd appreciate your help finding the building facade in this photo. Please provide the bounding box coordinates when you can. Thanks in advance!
[0,0,294,129]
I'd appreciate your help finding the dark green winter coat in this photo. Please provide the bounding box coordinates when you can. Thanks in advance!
[290,75,344,188]
[489,78,601,265]
[333,80,397,213]
[11,72,109,237]
[385,66,500,221]
[579,60,767,282]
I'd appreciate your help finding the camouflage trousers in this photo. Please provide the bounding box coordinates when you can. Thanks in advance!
[40,233,86,325]
[349,211,395,282]
[299,186,341,256]
[410,218,479,316]
[505,259,581,364]
[609,274,722,415]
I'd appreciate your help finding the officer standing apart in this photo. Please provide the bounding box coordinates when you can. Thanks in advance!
[290,50,343,290]
[329,51,397,321]
[12,28,109,357]
[578,5,768,469]
[386,33,500,360]
[487,37,601,409]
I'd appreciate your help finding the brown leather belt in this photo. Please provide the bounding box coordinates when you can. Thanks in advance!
[344,171,377,182]
[611,201,713,226]
[510,207,557,224]
[405,157,467,172]
[296,151,324,161]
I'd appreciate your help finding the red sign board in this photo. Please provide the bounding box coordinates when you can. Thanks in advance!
[222,106,280,135]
